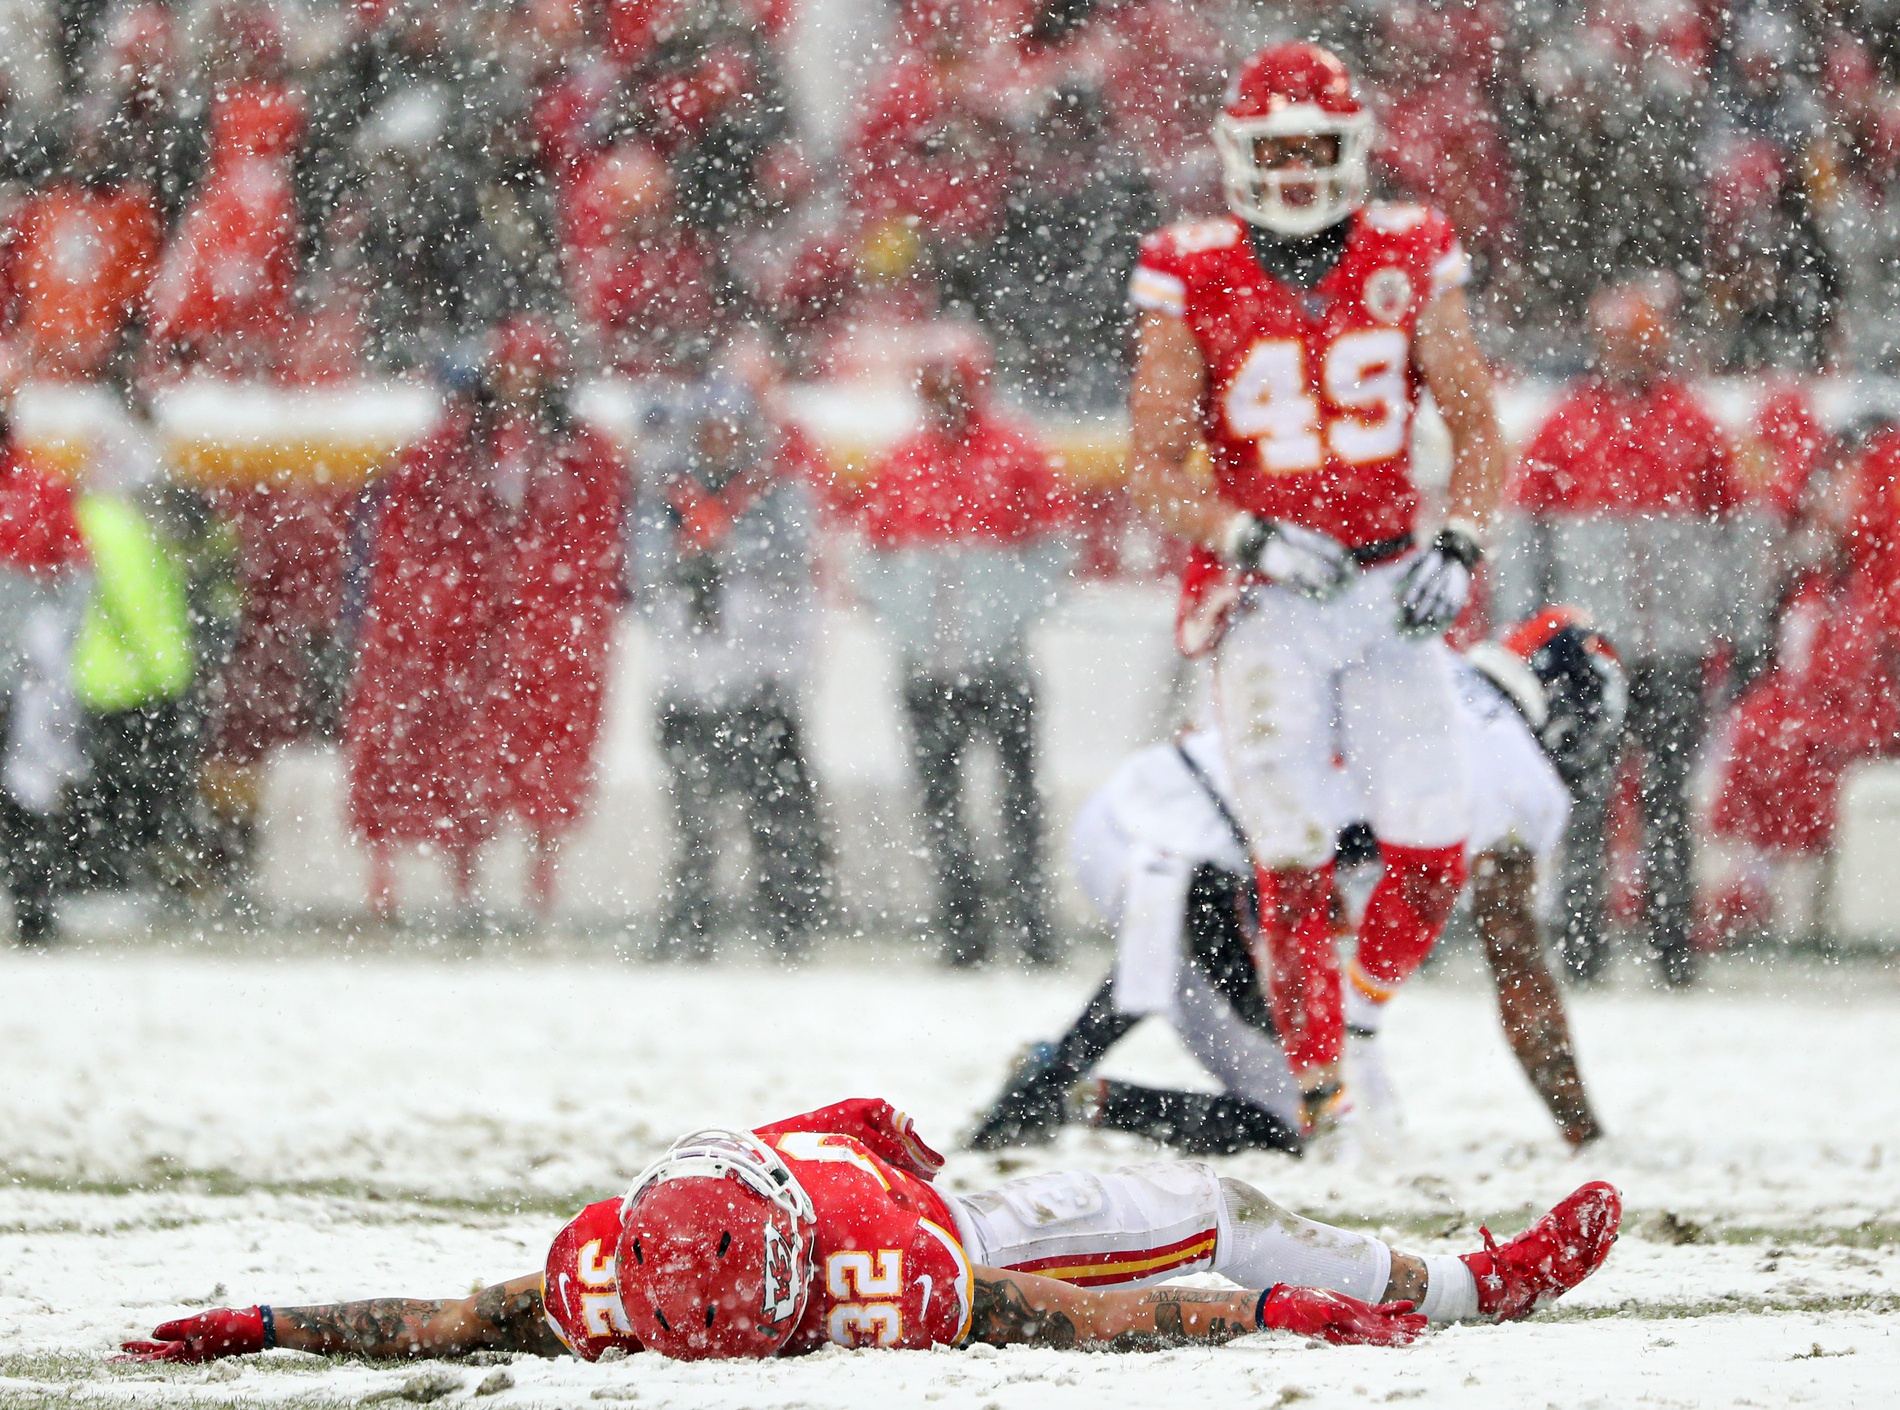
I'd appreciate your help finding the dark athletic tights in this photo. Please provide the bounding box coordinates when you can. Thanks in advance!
[1040,866,1303,1156]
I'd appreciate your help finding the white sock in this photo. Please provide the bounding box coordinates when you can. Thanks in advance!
[1344,985,1386,1034]
[1215,1179,1392,1303]
[1417,1254,1480,1322]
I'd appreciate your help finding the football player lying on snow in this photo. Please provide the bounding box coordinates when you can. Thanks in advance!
[121,1100,1620,1364]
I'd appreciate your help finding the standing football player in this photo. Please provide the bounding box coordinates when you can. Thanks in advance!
[1127,43,1505,1126]
[967,611,1627,1158]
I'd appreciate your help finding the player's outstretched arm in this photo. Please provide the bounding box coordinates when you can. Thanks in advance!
[1472,847,1602,1147]
[120,1274,567,1362]
[273,1274,567,1358]
[966,1268,1424,1352]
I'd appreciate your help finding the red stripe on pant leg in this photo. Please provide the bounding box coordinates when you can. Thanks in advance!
[1252,861,1341,1077]
[1004,1228,1220,1285]
[1354,842,1467,993]
[1004,1226,1216,1274]
[1055,1251,1214,1288]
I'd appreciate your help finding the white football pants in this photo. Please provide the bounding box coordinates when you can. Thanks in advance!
[1213,559,1469,868]
[950,1163,1390,1300]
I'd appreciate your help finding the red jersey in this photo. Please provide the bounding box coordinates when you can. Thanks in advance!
[147,82,302,375]
[857,415,1069,548]
[7,183,161,381]
[541,1100,972,1360]
[1511,376,1741,517]
[1130,205,1467,549]
[0,443,85,572]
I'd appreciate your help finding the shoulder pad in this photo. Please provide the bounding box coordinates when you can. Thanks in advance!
[1363,203,1431,234]
[1148,216,1243,257]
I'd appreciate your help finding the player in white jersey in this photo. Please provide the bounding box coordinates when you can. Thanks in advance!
[968,612,1624,1155]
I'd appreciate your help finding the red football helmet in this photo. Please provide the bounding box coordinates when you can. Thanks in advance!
[1214,43,1374,236]
[616,1129,818,1361]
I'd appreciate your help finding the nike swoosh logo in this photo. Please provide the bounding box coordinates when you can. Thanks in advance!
[918,1274,934,1321]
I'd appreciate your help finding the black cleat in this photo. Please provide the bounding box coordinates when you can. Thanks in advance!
[966,1042,1069,1151]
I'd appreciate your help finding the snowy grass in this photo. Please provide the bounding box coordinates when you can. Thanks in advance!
[2,940,1897,1407]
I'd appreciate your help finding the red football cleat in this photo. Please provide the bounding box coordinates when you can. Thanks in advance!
[1460,1181,1622,1322]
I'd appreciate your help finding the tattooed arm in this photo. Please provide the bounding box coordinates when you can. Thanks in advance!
[121,1274,569,1363]
[967,1269,1257,1352]
[272,1274,568,1359]
[965,1268,1426,1352]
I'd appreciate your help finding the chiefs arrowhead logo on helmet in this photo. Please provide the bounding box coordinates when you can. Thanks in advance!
[759,1218,800,1325]
[1214,43,1375,236]
[616,1129,818,1360]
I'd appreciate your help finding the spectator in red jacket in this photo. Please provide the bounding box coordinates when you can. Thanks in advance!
[527,0,618,187]
[6,120,161,384]
[564,140,721,376]
[1372,1,1518,286]
[1493,278,1757,987]
[854,322,1071,966]
[848,0,1018,309]
[345,318,624,923]
[146,74,302,381]
[1047,0,1229,210]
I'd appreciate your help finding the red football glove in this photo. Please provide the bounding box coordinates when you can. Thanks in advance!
[754,1098,945,1179]
[1256,1286,1426,1347]
[118,1306,272,1363]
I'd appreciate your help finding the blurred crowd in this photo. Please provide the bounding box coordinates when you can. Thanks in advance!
[1,0,1899,970]
[1,0,1897,398]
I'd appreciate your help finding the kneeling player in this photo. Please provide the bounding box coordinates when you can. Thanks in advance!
[122,1099,1620,1364]
[969,611,1624,1155]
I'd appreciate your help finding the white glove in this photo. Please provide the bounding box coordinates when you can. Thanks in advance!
[1394,523,1483,639]
[1223,514,1353,602]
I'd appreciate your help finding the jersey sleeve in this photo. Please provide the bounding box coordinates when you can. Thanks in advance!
[1129,229,1189,318]
[905,1212,975,1347]
[1420,208,1469,299]
[1379,204,1469,301]
[755,1098,945,1180]
[1131,216,1247,318]
[541,1200,644,1362]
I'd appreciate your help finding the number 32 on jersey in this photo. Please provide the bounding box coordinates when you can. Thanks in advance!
[1223,329,1410,474]
[828,1249,904,1347]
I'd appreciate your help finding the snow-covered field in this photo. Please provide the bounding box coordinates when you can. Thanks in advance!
[2,937,1897,1408]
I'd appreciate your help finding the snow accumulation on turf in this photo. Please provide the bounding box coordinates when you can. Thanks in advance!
[1,941,1896,1408]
